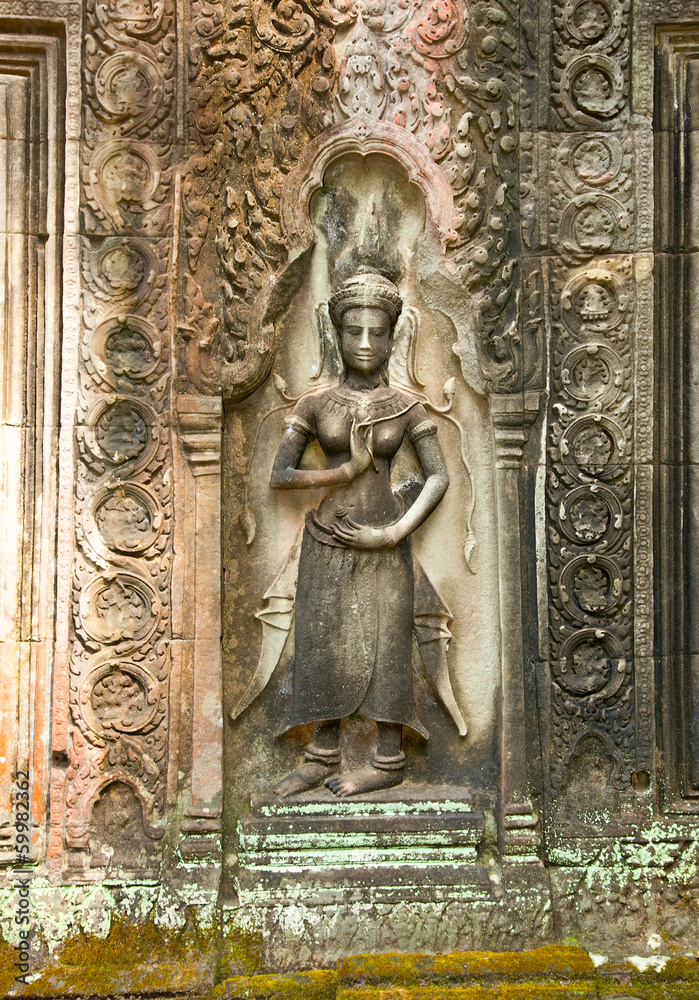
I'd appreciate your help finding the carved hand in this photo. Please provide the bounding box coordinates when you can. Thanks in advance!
[345,420,374,480]
[331,515,398,550]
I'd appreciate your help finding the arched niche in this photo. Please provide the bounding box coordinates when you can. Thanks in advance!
[221,144,501,808]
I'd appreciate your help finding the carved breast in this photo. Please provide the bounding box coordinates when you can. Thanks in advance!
[315,385,414,460]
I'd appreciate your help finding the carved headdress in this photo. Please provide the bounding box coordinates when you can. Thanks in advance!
[328,270,403,328]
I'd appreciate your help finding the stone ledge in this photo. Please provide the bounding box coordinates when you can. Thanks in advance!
[4,943,699,998]
[211,949,699,1000]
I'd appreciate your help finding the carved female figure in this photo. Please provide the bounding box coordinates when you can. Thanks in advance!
[268,269,464,797]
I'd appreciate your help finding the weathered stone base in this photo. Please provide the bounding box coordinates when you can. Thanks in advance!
[227,871,552,971]
[5,943,699,999]
[2,867,698,996]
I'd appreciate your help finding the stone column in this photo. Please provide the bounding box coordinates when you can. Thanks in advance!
[177,395,223,858]
[491,391,542,863]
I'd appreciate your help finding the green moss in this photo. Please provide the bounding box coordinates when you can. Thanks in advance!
[0,917,219,997]
[58,917,209,969]
[338,947,595,987]
[0,937,21,996]
[599,957,699,986]
[1,930,696,1000]
[336,986,596,1000]
[213,970,337,999]
[216,926,266,982]
[597,986,696,1000]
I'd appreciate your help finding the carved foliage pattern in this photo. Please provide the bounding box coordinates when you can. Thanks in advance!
[181,0,534,398]
[64,0,176,854]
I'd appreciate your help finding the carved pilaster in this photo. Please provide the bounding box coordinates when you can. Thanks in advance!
[491,392,543,862]
[176,396,222,858]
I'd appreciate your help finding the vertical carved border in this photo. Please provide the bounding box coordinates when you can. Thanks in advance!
[632,253,654,781]
[544,0,642,844]
[51,0,177,873]
[546,254,636,798]
[551,0,629,131]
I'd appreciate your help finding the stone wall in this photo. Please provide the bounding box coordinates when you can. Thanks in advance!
[0,0,699,991]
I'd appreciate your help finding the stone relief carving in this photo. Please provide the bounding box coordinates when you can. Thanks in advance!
[61,0,176,864]
[552,0,629,130]
[82,0,174,235]
[547,257,635,802]
[543,0,638,833]
[5,0,699,972]
[231,270,468,797]
[181,0,541,402]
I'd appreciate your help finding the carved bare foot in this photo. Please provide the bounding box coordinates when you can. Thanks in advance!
[325,765,403,797]
[273,762,336,797]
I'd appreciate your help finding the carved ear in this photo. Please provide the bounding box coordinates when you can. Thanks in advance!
[313,301,343,382]
[388,306,425,391]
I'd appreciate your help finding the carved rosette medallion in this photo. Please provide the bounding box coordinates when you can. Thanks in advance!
[557,484,623,549]
[61,0,176,863]
[90,315,161,384]
[555,628,627,700]
[559,554,624,622]
[561,54,625,122]
[94,52,165,130]
[94,0,167,40]
[552,0,628,130]
[558,134,624,188]
[79,574,160,646]
[560,266,629,337]
[83,397,159,472]
[559,0,623,50]
[79,660,163,739]
[86,141,163,232]
[559,193,630,255]
[560,344,624,407]
[84,484,163,558]
[83,237,160,307]
[560,413,627,479]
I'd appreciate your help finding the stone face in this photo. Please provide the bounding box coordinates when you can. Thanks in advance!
[1,0,699,989]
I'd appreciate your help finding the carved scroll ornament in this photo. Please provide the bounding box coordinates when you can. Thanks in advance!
[181,0,541,402]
